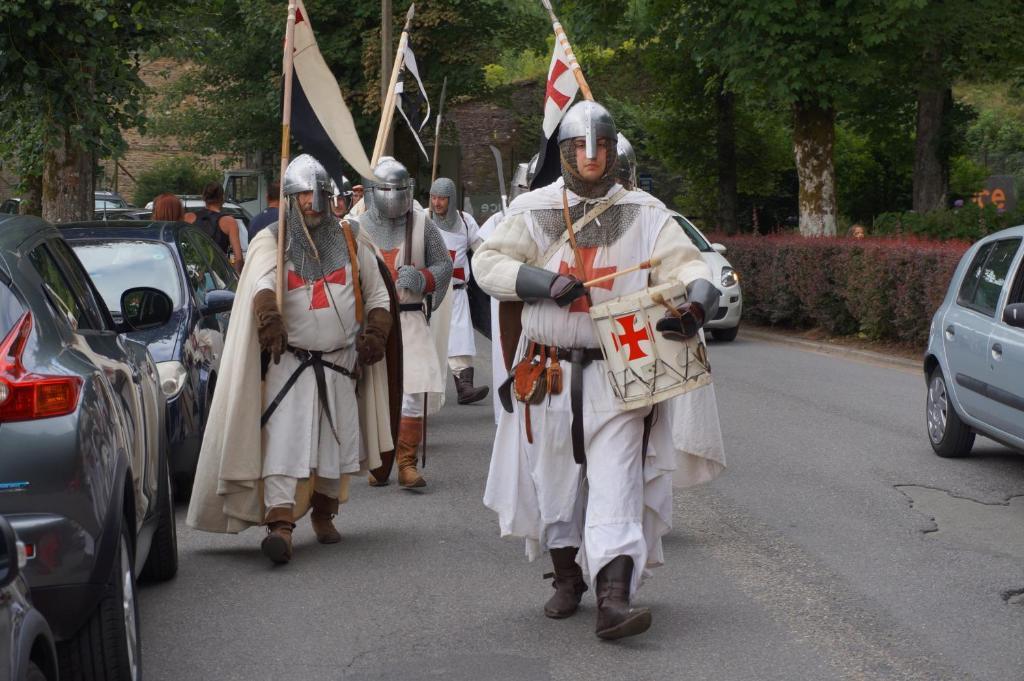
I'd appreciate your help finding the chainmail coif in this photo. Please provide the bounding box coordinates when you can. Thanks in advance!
[532,139,639,248]
[271,196,353,281]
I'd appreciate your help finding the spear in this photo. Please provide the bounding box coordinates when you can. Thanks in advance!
[430,76,448,183]
[540,0,593,101]
[371,3,416,166]
[275,0,299,309]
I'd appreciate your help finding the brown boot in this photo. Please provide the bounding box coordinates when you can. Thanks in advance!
[368,450,395,486]
[453,368,489,405]
[543,547,587,619]
[396,416,426,488]
[310,491,341,544]
[260,506,295,564]
[594,556,651,640]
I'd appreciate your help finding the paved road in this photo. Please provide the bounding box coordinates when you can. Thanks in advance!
[140,333,1024,681]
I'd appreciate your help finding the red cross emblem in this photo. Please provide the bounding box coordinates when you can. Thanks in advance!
[380,248,401,281]
[287,268,347,310]
[448,250,466,281]
[612,313,650,361]
[558,246,615,313]
[546,59,572,110]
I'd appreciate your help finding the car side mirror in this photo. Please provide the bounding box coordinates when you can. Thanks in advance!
[1004,303,1024,329]
[0,515,23,589]
[202,289,235,316]
[712,243,727,255]
[120,287,173,332]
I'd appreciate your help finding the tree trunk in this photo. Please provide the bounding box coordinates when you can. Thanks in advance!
[913,85,951,212]
[792,103,837,237]
[42,130,91,223]
[716,88,739,235]
[19,175,42,217]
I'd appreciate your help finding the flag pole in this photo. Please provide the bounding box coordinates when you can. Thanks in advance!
[540,0,594,101]
[276,0,299,309]
[430,76,448,183]
[372,3,415,166]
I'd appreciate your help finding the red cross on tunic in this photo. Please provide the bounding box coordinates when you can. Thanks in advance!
[287,268,347,310]
[380,248,401,281]
[558,246,616,313]
[546,59,572,110]
[448,250,466,282]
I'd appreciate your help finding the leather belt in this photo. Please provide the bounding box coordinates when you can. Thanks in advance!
[261,345,356,441]
[553,347,602,465]
[399,302,425,312]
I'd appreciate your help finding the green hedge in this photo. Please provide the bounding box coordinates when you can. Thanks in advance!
[716,235,971,347]
[873,204,1024,242]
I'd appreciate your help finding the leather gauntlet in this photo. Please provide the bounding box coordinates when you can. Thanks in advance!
[356,307,392,365]
[655,302,705,341]
[253,289,288,363]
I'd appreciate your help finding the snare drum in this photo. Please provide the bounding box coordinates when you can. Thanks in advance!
[589,281,712,409]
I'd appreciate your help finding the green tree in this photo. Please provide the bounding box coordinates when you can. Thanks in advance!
[0,1,184,222]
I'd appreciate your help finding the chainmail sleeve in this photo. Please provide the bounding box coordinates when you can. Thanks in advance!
[422,218,454,309]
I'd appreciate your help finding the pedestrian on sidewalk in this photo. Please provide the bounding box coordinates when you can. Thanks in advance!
[184,182,244,272]
[247,180,280,241]
[151,193,184,221]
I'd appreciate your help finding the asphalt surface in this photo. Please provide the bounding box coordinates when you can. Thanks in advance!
[140,332,1024,681]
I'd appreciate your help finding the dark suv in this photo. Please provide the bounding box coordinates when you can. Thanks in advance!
[0,214,177,681]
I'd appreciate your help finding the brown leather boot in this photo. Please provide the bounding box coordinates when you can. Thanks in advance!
[260,506,295,564]
[310,491,341,544]
[396,416,426,488]
[543,547,587,619]
[594,556,651,640]
[368,450,395,486]
[453,368,489,405]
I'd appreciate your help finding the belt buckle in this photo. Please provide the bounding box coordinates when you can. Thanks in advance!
[292,347,312,362]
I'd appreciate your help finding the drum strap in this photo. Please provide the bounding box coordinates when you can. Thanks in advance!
[538,188,630,266]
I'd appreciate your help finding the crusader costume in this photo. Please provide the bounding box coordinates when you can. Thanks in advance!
[361,157,453,488]
[429,177,488,405]
[186,154,394,564]
[474,101,726,639]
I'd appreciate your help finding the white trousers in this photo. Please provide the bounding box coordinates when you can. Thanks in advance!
[401,392,425,418]
[448,355,473,372]
[264,473,339,510]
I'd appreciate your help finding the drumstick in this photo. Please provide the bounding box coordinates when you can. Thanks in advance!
[582,258,661,288]
[650,292,681,318]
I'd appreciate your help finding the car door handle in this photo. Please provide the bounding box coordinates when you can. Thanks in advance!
[945,325,955,339]
[992,343,1003,360]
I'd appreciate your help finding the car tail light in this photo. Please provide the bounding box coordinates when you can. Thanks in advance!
[0,312,81,422]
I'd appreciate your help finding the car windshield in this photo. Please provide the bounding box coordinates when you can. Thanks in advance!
[71,240,182,313]
[672,215,713,252]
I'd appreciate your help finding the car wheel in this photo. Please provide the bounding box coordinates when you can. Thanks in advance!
[57,521,141,681]
[141,451,178,582]
[25,662,48,681]
[927,367,975,458]
[712,325,739,342]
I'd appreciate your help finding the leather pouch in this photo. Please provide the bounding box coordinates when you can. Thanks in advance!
[512,342,548,405]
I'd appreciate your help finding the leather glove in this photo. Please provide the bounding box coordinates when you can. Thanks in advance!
[396,265,426,294]
[253,289,288,363]
[655,302,705,341]
[550,274,588,307]
[356,307,392,365]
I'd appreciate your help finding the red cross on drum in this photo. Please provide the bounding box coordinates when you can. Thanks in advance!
[589,281,713,409]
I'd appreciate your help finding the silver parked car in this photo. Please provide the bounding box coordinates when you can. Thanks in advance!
[924,225,1024,457]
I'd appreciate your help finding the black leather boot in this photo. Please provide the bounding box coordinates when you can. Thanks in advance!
[543,547,587,618]
[594,556,651,640]
[454,367,489,405]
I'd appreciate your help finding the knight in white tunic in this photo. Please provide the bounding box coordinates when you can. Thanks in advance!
[185,154,394,565]
[361,157,453,489]
[473,101,726,640]
[428,177,490,405]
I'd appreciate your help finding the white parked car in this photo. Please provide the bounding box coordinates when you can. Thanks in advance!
[671,212,743,341]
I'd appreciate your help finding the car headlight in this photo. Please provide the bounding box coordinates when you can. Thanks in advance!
[721,266,739,288]
[156,361,187,398]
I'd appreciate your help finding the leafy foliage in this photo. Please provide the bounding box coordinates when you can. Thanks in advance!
[132,156,220,207]
[873,204,1024,242]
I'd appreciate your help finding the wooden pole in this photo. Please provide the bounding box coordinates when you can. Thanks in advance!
[583,259,660,289]
[540,0,594,101]
[371,4,415,166]
[276,0,298,309]
[431,76,448,183]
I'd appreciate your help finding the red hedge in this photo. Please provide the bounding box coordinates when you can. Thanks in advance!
[712,235,971,346]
